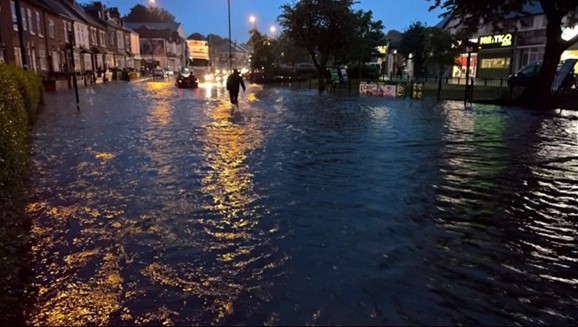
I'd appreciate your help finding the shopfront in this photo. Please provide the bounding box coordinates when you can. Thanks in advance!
[476,33,513,79]
[452,52,478,79]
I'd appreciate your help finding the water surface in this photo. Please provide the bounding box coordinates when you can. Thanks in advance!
[25,80,578,325]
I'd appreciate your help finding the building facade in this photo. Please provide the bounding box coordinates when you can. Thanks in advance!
[441,4,578,80]
[0,0,143,85]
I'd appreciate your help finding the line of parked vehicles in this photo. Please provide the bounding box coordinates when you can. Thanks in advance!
[152,67,199,89]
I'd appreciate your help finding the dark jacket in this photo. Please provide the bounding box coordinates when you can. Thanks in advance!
[226,72,246,93]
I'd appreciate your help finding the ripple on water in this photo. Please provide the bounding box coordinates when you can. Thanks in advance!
[25,85,578,325]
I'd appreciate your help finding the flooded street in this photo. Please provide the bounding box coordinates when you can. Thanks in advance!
[24,79,578,325]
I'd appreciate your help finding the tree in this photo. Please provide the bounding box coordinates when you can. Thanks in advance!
[248,30,277,77]
[424,27,460,100]
[427,0,578,104]
[123,4,176,23]
[399,22,427,77]
[337,9,386,78]
[278,0,384,91]
[187,33,205,40]
[272,32,310,68]
[424,27,460,75]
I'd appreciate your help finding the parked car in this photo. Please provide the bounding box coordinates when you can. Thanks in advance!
[164,68,174,77]
[175,68,198,88]
[507,60,576,88]
[152,68,167,79]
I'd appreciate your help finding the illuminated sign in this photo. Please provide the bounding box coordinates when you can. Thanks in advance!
[562,25,578,41]
[187,40,209,60]
[479,33,513,48]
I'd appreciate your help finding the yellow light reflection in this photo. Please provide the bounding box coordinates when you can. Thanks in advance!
[144,81,174,127]
[26,201,126,326]
[194,97,279,322]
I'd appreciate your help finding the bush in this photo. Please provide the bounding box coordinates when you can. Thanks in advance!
[128,71,139,80]
[0,64,42,324]
[0,66,29,189]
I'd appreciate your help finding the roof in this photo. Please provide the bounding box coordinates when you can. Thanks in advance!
[125,22,186,39]
[37,0,78,22]
[56,0,108,28]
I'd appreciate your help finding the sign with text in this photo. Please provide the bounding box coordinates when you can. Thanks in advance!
[479,33,513,49]
[359,82,405,97]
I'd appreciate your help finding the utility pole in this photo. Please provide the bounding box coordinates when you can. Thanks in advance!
[14,0,28,69]
[69,28,80,111]
[227,0,232,72]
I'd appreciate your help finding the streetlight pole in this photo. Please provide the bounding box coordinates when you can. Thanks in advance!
[227,0,232,72]
[68,28,80,111]
[464,43,473,105]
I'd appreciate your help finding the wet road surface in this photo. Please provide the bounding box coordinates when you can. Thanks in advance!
[24,79,578,325]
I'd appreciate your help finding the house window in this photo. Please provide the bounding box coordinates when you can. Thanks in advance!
[64,22,67,42]
[39,49,47,70]
[520,47,545,67]
[519,16,534,30]
[52,50,60,72]
[27,8,34,35]
[48,19,55,38]
[14,47,23,67]
[36,12,43,37]
[21,7,27,31]
[10,1,18,31]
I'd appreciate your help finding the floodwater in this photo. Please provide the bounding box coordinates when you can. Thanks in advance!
[24,80,578,325]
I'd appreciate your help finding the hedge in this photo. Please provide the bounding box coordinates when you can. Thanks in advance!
[0,64,42,324]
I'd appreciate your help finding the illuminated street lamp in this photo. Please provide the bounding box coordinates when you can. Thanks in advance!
[249,15,256,30]
[148,0,155,6]
[270,25,277,37]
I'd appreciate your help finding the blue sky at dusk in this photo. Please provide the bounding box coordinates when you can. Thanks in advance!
[99,0,446,42]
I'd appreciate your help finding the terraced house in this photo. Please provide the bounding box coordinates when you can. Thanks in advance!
[0,0,142,87]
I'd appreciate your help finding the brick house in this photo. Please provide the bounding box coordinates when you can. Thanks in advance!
[0,0,55,73]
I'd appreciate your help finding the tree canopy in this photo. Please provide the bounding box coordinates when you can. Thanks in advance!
[123,4,176,23]
[428,0,578,101]
[398,22,427,77]
[278,0,385,91]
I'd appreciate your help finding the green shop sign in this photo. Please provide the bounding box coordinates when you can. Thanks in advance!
[479,33,513,48]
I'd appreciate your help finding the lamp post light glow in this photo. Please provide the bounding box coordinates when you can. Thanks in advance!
[250,15,256,30]
[270,25,276,37]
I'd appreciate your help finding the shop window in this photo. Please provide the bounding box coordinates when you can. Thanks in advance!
[480,58,511,69]
[520,47,544,67]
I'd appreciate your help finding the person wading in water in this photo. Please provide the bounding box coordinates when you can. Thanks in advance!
[226,69,246,107]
